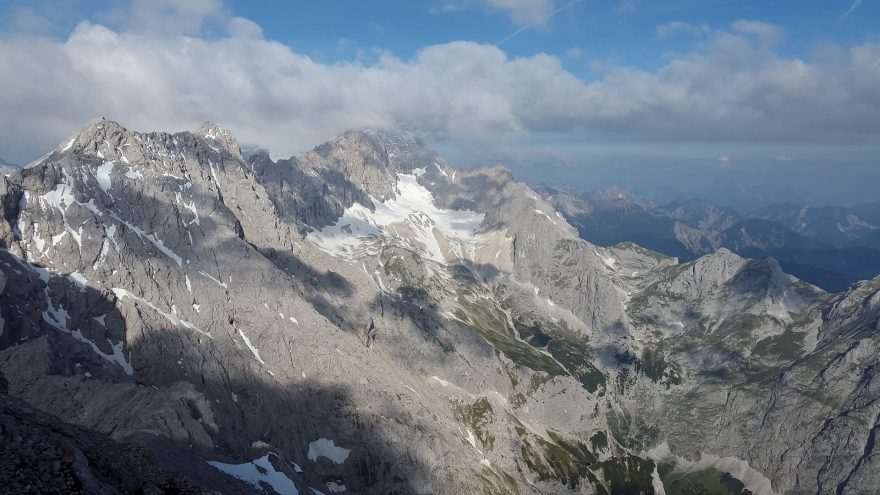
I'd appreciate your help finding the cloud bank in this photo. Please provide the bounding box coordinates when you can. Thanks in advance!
[0,7,878,163]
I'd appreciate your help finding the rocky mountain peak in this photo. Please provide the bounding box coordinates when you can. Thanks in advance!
[1,118,878,494]
[194,121,242,158]
[661,197,741,230]
[53,116,128,157]
[309,127,444,175]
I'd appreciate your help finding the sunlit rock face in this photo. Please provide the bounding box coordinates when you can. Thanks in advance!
[0,118,876,494]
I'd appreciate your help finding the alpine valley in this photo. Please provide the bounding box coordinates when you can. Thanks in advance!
[1,119,878,494]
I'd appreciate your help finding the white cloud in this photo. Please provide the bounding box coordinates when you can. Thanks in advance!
[731,19,781,44]
[432,0,556,27]
[615,0,640,14]
[5,6,55,34]
[0,16,878,164]
[775,154,793,161]
[125,0,228,35]
[564,46,583,59]
[486,0,556,26]
[656,21,708,38]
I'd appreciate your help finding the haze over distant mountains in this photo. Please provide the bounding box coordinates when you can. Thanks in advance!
[0,157,18,176]
[537,185,880,293]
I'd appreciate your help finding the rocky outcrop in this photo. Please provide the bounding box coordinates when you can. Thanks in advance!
[0,118,877,494]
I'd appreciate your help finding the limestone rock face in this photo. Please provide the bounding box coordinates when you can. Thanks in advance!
[0,118,877,494]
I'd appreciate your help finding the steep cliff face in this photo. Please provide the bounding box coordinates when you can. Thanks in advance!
[0,119,877,494]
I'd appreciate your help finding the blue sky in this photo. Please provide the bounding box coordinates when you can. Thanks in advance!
[228,1,878,71]
[0,0,878,208]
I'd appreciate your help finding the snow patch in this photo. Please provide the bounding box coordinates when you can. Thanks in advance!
[326,481,346,493]
[110,213,182,266]
[198,270,227,288]
[175,192,200,225]
[207,454,299,495]
[534,209,557,225]
[68,271,87,291]
[32,224,46,253]
[464,429,478,450]
[237,328,266,365]
[308,173,484,263]
[96,161,115,192]
[42,290,132,375]
[112,288,209,337]
[307,438,350,464]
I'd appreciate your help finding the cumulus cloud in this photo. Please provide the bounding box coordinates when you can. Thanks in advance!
[0,14,878,163]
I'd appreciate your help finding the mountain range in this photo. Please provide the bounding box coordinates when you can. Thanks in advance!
[0,157,18,176]
[0,118,878,494]
[751,202,880,250]
[537,185,880,293]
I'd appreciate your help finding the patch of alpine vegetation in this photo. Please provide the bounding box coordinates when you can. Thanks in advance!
[0,118,877,493]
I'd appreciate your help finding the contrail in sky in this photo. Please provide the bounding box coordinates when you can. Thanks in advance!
[496,0,583,46]
[839,0,864,21]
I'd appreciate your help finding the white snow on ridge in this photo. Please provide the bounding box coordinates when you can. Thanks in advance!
[430,376,449,387]
[308,173,484,263]
[207,454,299,495]
[175,192,200,225]
[40,178,76,211]
[198,270,228,288]
[326,481,346,493]
[464,429,478,450]
[112,288,210,337]
[42,289,133,375]
[534,209,557,225]
[68,271,87,291]
[96,161,114,192]
[237,328,266,365]
[307,438,351,464]
[110,213,182,267]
